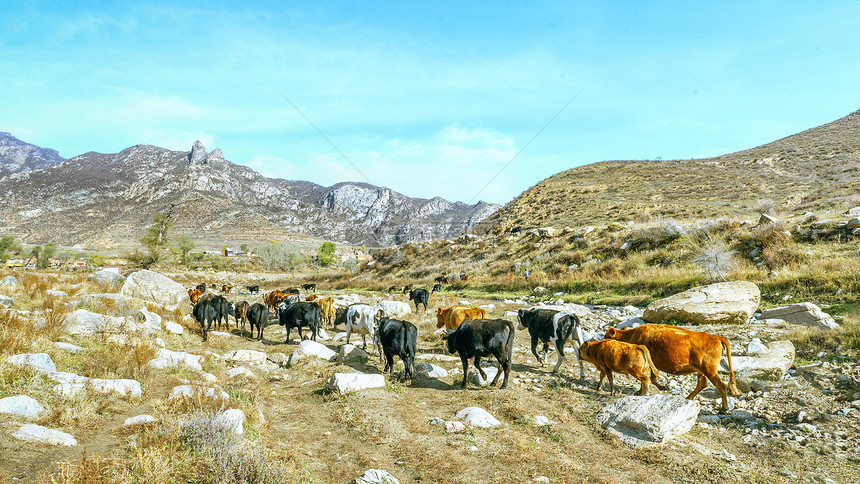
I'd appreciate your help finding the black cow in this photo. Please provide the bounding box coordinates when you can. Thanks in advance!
[195,283,206,293]
[301,283,316,292]
[442,319,514,389]
[408,288,429,312]
[376,318,417,383]
[193,299,217,341]
[431,283,442,293]
[434,275,449,284]
[246,285,259,295]
[210,295,232,331]
[246,303,269,340]
[517,308,585,377]
[286,287,300,295]
[278,302,322,342]
[401,284,413,294]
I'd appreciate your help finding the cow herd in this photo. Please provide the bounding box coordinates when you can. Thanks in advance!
[187,283,741,412]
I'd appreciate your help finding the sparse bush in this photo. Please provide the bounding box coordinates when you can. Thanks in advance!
[686,234,737,282]
[755,198,776,215]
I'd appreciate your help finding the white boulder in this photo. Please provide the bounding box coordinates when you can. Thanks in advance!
[416,362,448,378]
[147,348,203,371]
[137,308,162,332]
[213,409,245,435]
[122,414,157,428]
[596,395,699,448]
[53,342,82,353]
[0,395,45,418]
[759,303,838,330]
[468,367,499,387]
[0,275,18,286]
[326,372,386,395]
[336,344,368,364]
[456,407,501,428]
[87,269,126,290]
[164,321,184,334]
[120,269,192,313]
[228,349,268,365]
[12,424,77,446]
[723,340,795,381]
[643,281,761,325]
[226,366,257,382]
[289,340,336,366]
[6,353,56,373]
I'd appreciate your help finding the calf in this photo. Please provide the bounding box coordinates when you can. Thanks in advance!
[436,306,488,331]
[265,290,287,311]
[376,318,417,383]
[246,303,269,340]
[221,284,233,293]
[234,300,250,331]
[408,288,429,312]
[517,308,586,377]
[193,299,217,341]
[578,340,659,395]
[188,288,203,304]
[246,285,259,295]
[301,283,316,292]
[442,319,514,389]
[432,283,442,293]
[604,324,740,412]
[278,302,322,342]
[313,296,336,327]
[345,304,386,354]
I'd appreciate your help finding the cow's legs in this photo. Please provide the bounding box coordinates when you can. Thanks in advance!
[474,356,487,383]
[384,351,394,376]
[687,373,709,400]
[607,371,615,395]
[706,373,730,412]
[597,371,605,392]
[531,335,543,365]
[552,339,565,374]
[460,355,469,387]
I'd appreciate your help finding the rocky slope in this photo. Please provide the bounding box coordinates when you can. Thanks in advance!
[0,132,65,179]
[485,108,860,231]
[0,140,499,247]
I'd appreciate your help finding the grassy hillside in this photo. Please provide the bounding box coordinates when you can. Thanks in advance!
[485,109,860,232]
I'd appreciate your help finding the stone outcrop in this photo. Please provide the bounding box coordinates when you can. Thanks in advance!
[86,270,126,289]
[759,303,839,330]
[643,281,760,325]
[596,395,699,448]
[326,372,385,395]
[120,270,191,313]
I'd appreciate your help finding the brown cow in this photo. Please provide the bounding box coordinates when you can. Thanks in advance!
[234,300,250,331]
[435,306,488,331]
[604,324,739,412]
[264,290,288,311]
[187,288,203,304]
[578,340,659,396]
[221,284,233,293]
[312,296,336,327]
[305,294,320,302]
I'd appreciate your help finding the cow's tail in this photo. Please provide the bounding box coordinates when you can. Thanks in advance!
[504,320,515,365]
[719,336,740,395]
[639,345,659,380]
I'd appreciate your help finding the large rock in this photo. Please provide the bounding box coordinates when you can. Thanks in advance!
[228,349,268,365]
[148,348,203,371]
[213,409,245,435]
[65,309,140,336]
[722,340,794,381]
[456,407,501,428]
[289,340,336,366]
[337,344,368,364]
[53,378,142,398]
[0,395,45,418]
[643,281,760,325]
[122,414,156,428]
[416,362,448,378]
[759,303,838,330]
[87,269,126,290]
[136,308,162,332]
[355,469,400,484]
[120,270,191,313]
[596,395,699,448]
[468,367,499,387]
[326,372,385,394]
[12,424,77,446]
[6,353,56,373]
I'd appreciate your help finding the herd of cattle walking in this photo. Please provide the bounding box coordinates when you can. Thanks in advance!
[187,282,740,412]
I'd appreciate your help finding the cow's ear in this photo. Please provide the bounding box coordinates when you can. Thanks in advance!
[441,330,454,340]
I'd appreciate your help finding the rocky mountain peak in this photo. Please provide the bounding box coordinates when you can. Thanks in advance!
[0,132,65,178]
[207,148,225,164]
[188,140,208,165]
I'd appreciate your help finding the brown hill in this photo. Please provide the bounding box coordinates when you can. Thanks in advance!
[485,109,860,231]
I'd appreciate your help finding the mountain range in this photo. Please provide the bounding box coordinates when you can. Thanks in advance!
[0,137,499,248]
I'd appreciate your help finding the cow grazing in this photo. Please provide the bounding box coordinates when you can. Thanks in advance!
[234,300,250,331]
[305,294,319,302]
[278,302,322,342]
[443,319,514,389]
[434,275,449,284]
[265,290,288,311]
[221,284,233,293]
[408,288,429,312]
[188,288,203,304]
[313,296,336,327]
[246,285,259,295]
[604,324,740,412]
[301,283,316,292]
[517,308,586,377]
[401,284,413,294]
[210,295,232,331]
[578,340,659,395]
[246,303,269,340]
[435,306,488,331]
[193,299,217,341]
[345,304,385,354]
[432,283,442,293]
[195,283,206,293]
[376,318,417,382]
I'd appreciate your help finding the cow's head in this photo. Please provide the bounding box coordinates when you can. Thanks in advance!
[604,327,620,340]
[435,307,446,328]
[516,308,529,330]
[578,341,591,361]
[441,330,458,354]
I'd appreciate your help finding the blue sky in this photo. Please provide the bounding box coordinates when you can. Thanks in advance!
[2,2,859,204]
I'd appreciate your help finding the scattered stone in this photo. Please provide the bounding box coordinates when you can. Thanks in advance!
[724,340,795,381]
[0,294,12,307]
[120,269,192,313]
[532,286,547,296]
[747,338,768,355]
[444,421,466,433]
[0,275,18,286]
[267,352,289,367]
[164,321,184,334]
[122,415,156,428]
[53,342,82,353]
[147,348,203,371]
[228,349,268,365]
[53,378,142,398]
[643,281,761,325]
[87,269,126,290]
[136,308,162,332]
[5,353,56,373]
[468,367,499,387]
[326,372,386,395]
[759,214,779,226]
[226,366,257,381]
[416,362,448,378]
[0,395,45,418]
[213,409,245,435]
[533,415,554,426]
[168,385,229,401]
[12,424,77,446]
[456,407,501,428]
[65,309,138,336]
[416,353,462,362]
[337,344,369,364]
[759,303,838,330]
[355,469,400,484]
[289,340,336,366]
[596,395,699,448]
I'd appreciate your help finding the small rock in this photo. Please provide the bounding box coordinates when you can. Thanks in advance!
[0,275,19,286]
[456,407,501,428]
[533,415,554,426]
[444,421,466,433]
[168,385,229,401]
[122,415,157,428]
[415,362,448,378]
[12,424,77,446]
[355,469,400,484]
[5,353,56,373]
[0,395,45,418]
[53,342,82,353]
[747,338,767,355]
[213,409,245,435]
[164,321,184,334]
[289,340,336,366]
[226,366,257,381]
[229,349,268,364]
[337,344,369,364]
[326,372,385,395]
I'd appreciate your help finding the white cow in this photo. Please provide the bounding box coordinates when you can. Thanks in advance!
[375,300,412,319]
[345,304,385,355]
